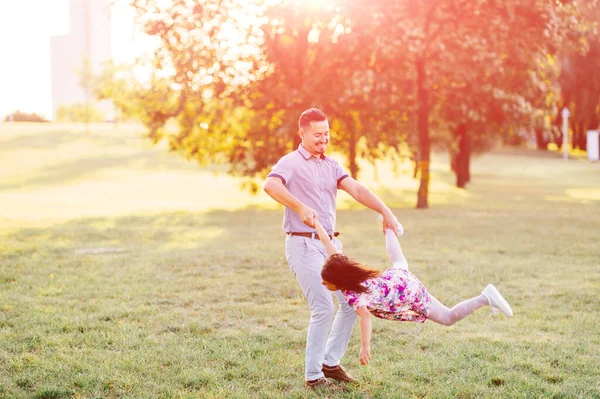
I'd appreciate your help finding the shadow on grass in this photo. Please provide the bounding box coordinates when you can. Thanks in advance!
[0,154,140,191]
[0,151,202,192]
[0,124,140,150]
[0,207,285,256]
[0,129,86,150]
[1,205,599,398]
[2,173,598,253]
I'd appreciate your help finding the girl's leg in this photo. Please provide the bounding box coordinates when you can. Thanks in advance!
[426,294,489,326]
[385,228,409,270]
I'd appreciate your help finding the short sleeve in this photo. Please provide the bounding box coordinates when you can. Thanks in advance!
[343,290,369,311]
[332,159,350,187]
[267,154,294,185]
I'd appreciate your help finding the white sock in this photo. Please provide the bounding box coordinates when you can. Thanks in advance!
[385,228,409,270]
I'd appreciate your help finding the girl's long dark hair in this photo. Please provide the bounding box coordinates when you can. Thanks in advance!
[321,253,381,293]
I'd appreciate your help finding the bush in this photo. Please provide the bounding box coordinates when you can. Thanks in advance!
[4,111,48,122]
[55,103,105,123]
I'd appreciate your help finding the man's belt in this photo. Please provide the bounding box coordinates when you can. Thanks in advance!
[287,232,340,240]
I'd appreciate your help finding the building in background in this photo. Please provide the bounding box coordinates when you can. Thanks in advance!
[50,0,114,121]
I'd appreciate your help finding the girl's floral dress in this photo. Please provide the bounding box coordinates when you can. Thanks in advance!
[342,267,432,322]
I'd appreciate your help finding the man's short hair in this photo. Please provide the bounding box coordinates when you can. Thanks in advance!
[298,108,327,130]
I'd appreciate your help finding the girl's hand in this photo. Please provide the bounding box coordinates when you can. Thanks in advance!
[357,306,372,365]
[379,213,402,236]
[360,345,371,366]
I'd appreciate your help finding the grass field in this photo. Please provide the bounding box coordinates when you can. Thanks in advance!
[0,123,599,398]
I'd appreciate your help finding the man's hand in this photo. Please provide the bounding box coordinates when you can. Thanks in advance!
[360,345,371,366]
[380,212,400,236]
[299,205,318,227]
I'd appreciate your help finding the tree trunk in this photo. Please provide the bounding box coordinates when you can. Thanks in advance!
[450,152,457,173]
[551,108,564,147]
[464,133,471,184]
[579,122,587,150]
[412,156,419,179]
[535,127,548,150]
[557,127,564,150]
[416,57,430,209]
[572,121,580,150]
[454,124,470,188]
[466,150,471,184]
[574,121,587,150]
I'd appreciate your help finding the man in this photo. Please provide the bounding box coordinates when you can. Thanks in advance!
[263,108,400,389]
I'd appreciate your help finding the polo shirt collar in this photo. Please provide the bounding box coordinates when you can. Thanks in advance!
[298,144,326,160]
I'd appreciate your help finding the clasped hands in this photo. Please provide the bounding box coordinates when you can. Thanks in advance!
[301,205,399,236]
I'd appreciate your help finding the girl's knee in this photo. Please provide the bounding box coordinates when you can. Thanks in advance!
[432,315,452,326]
[428,310,455,326]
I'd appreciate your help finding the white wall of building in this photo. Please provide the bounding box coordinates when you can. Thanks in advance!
[50,0,114,120]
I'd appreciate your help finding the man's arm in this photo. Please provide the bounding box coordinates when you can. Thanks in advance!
[339,177,399,235]
[356,305,372,365]
[263,177,317,227]
[314,220,340,256]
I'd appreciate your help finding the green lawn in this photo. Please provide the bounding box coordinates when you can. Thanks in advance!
[0,123,599,398]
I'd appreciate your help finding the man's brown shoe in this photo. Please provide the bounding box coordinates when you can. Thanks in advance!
[305,377,341,391]
[322,364,357,383]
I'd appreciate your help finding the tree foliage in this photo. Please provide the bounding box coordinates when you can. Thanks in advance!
[101,0,593,207]
[3,111,48,123]
[556,0,600,150]
[55,103,105,123]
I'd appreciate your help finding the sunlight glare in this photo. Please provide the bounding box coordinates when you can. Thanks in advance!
[0,0,69,119]
[297,0,337,11]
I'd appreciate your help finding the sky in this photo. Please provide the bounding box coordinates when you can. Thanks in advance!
[0,0,148,120]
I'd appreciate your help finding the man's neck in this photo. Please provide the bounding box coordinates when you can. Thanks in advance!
[300,144,324,159]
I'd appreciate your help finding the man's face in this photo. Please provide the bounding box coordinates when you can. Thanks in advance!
[299,120,330,157]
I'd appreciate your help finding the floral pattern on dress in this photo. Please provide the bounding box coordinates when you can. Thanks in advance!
[342,267,431,323]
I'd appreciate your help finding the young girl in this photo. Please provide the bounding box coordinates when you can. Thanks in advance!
[313,219,513,366]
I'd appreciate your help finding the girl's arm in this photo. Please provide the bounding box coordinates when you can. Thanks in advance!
[356,305,372,365]
[385,228,409,270]
[314,220,340,257]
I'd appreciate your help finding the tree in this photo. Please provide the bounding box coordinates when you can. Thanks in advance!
[103,0,267,147]
[237,1,413,180]
[102,0,591,207]
[107,0,412,184]
[365,1,587,196]
[55,103,105,123]
[3,111,48,123]
[556,0,600,150]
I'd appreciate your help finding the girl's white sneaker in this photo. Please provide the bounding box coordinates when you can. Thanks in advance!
[482,284,513,317]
